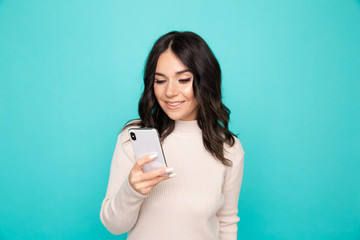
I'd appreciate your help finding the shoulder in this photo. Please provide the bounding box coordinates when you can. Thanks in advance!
[224,135,245,163]
[224,135,244,153]
[118,119,142,144]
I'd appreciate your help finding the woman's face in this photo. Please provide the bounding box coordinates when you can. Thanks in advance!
[154,49,199,121]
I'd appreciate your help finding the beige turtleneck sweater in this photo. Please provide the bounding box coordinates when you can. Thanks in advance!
[100,120,244,240]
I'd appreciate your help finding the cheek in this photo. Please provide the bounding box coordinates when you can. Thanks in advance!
[182,84,195,100]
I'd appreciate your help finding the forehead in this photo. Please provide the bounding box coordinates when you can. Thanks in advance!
[155,50,192,76]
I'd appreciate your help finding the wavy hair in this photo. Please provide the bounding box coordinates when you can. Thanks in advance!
[126,31,236,166]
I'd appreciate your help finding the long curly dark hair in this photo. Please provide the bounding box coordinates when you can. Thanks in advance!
[126,31,236,166]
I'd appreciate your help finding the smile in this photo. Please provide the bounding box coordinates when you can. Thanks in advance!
[165,101,185,109]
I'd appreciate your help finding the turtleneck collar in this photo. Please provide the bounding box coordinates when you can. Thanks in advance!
[172,120,202,137]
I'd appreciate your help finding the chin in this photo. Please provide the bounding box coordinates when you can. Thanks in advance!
[159,102,197,121]
[162,111,188,121]
[165,113,182,121]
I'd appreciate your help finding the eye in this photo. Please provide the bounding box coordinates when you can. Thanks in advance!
[154,79,166,84]
[179,78,192,84]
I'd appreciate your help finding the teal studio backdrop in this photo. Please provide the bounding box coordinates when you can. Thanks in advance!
[0,0,359,239]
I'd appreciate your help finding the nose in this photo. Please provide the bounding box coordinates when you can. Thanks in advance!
[165,79,179,98]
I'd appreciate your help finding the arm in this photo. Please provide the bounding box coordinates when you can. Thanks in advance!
[217,138,245,240]
[100,131,148,235]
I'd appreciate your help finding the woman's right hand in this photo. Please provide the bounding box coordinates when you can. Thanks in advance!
[128,153,175,195]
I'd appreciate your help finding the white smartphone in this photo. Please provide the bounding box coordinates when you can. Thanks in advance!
[128,128,168,175]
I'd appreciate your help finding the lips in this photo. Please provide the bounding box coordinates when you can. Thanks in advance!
[165,101,185,109]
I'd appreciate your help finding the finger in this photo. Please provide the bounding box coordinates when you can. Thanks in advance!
[134,174,175,195]
[142,167,175,181]
[142,186,153,195]
[133,152,158,171]
[141,175,171,189]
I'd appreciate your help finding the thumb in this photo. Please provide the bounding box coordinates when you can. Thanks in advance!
[134,152,158,171]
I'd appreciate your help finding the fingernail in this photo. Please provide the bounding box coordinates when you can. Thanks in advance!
[148,153,158,159]
[169,173,176,178]
[165,167,175,173]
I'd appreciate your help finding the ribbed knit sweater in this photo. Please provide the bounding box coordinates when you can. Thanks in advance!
[100,120,244,240]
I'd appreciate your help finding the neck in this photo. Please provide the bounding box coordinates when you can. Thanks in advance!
[172,119,202,137]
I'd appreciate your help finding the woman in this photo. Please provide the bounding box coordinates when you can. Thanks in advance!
[100,31,244,240]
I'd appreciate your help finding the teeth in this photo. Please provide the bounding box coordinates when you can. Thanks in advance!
[167,102,182,106]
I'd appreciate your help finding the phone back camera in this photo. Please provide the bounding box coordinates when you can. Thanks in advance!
[130,132,136,141]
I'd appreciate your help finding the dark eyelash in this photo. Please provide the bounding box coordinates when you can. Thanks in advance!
[179,78,191,83]
[155,79,166,84]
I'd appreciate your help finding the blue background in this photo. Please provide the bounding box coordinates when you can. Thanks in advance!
[1,0,359,239]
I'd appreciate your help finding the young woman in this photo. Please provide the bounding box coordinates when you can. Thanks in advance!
[100,31,245,240]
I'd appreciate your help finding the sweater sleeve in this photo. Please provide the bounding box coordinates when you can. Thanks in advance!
[100,130,149,235]
[217,138,245,240]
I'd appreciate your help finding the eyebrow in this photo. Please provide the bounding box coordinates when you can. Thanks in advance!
[155,69,191,77]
